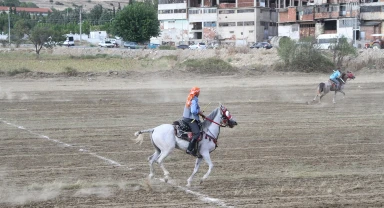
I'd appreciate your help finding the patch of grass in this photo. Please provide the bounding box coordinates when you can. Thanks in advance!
[159,55,178,61]
[182,58,237,74]
[158,45,176,50]
[64,67,78,76]
[7,68,31,76]
[69,54,111,59]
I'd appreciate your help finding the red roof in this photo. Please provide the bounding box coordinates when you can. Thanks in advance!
[0,6,52,13]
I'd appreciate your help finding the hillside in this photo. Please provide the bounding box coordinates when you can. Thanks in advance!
[19,0,130,11]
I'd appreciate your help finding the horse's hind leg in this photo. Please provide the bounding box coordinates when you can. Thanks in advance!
[148,151,160,179]
[156,150,172,183]
[187,157,203,187]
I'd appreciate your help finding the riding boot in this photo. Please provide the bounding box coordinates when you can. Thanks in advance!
[186,139,198,157]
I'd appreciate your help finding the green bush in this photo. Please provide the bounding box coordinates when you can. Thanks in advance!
[277,37,334,72]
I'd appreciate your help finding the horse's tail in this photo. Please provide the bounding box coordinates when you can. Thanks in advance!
[133,128,154,145]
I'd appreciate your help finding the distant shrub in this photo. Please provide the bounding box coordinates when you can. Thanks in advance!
[55,2,64,5]
[64,67,78,76]
[7,68,31,76]
[277,37,334,72]
[182,58,237,74]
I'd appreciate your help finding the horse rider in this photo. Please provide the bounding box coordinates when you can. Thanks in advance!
[330,67,342,90]
[183,87,206,157]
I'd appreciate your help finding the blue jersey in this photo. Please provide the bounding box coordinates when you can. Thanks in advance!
[330,70,341,80]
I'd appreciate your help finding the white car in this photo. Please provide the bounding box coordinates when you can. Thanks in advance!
[98,40,114,48]
[189,43,207,50]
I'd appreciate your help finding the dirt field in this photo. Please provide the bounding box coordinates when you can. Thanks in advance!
[1,70,384,207]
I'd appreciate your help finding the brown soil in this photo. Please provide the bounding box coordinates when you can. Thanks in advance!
[1,69,384,207]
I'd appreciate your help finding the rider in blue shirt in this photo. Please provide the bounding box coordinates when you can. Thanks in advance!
[330,68,342,90]
[183,87,206,157]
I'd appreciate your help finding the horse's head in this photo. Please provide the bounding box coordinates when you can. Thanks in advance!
[220,104,237,128]
[346,71,355,80]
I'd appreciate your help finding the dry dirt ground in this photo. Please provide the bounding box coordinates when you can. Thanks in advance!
[1,69,384,207]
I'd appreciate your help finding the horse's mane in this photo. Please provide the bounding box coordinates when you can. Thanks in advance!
[202,107,219,127]
[206,107,219,121]
[340,72,347,83]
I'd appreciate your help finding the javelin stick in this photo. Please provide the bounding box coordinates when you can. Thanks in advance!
[192,102,211,123]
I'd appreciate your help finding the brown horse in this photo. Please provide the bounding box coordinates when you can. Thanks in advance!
[312,71,355,104]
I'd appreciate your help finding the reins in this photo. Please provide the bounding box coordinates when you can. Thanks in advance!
[204,117,226,127]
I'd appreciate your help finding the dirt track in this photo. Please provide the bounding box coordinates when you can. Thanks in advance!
[1,71,384,207]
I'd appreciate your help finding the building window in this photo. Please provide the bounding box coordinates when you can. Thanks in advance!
[159,0,185,4]
[204,21,216,27]
[219,22,236,27]
[189,9,200,14]
[174,9,186,13]
[158,10,173,14]
[229,31,234,33]
[238,21,254,26]
[292,25,299,32]
[249,30,254,33]
[204,8,216,13]
[219,10,235,14]
[238,9,254,13]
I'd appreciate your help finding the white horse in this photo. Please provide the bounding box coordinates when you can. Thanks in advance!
[133,104,237,187]
[312,71,355,104]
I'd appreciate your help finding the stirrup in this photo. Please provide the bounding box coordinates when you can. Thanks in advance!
[186,150,197,157]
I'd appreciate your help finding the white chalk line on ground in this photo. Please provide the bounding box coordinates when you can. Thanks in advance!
[0,119,126,168]
[1,118,231,207]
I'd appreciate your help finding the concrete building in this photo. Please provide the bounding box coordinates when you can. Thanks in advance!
[156,0,278,46]
[278,1,360,43]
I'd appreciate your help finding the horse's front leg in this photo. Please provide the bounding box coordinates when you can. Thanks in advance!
[333,91,337,104]
[200,152,213,185]
[340,90,345,99]
[187,157,203,187]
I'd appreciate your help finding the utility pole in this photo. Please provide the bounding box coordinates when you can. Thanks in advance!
[80,7,82,44]
[8,8,11,45]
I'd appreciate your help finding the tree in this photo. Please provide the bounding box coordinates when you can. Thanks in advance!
[3,0,20,7]
[12,19,32,47]
[113,2,159,43]
[29,26,54,55]
[331,36,357,67]
[88,4,103,25]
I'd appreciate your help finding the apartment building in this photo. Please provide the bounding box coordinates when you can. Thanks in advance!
[278,0,360,42]
[157,0,278,46]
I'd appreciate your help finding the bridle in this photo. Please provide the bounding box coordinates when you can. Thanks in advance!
[203,106,232,127]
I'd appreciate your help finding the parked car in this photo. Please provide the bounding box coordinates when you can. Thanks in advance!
[189,43,207,50]
[124,41,138,49]
[177,44,189,50]
[250,42,272,49]
[98,40,115,48]
[147,43,160,49]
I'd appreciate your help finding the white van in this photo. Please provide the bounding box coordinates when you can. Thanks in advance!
[314,34,339,50]
[63,34,75,46]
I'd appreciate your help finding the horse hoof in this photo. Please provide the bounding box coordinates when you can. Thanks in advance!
[164,178,168,183]
[200,180,204,185]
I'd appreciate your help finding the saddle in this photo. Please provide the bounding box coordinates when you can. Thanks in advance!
[172,119,202,142]
[329,79,340,91]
